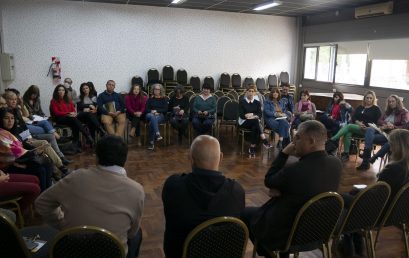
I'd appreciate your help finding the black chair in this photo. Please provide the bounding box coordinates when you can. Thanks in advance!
[218,99,238,138]
[147,68,160,93]
[232,73,242,91]
[177,69,188,85]
[131,75,145,92]
[252,192,344,258]
[375,181,409,258]
[267,74,278,90]
[203,76,215,92]
[0,212,31,258]
[280,71,290,85]
[0,196,24,227]
[50,226,125,258]
[256,77,267,93]
[334,182,391,258]
[242,77,254,88]
[219,73,231,91]
[182,216,249,258]
[162,65,175,82]
[190,76,201,93]
[226,90,239,101]
[216,95,231,124]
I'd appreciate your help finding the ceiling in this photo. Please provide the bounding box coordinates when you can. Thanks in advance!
[67,0,390,17]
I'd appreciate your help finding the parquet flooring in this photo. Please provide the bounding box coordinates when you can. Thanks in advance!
[30,131,404,258]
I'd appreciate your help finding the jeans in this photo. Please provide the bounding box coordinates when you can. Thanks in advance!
[127,229,142,258]
[374,142,390,159]
[146,113,165,142]
[265,118,290,138]
[363,127,388,150]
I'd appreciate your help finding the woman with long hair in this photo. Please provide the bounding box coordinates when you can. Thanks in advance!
[319,91,352,136]
[125,84,147,146]
[145,83,168,151]
[327,91,382,162]
[357,95,409,170]
[168,85,189,144]
[77,82,107,140]
[50,84,94,150]
[292,90,316,129]
[263,88,290,150]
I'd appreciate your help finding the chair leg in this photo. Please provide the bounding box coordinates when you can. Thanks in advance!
[364,230,376,258]
[252,241,258,258]
[403,224,409,258]
[322,242,331,258]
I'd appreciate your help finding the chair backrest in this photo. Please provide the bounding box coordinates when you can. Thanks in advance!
[213,90,225,99]
[226,90,239,101]
[189,95,198,121]
[219,73,230,89]
[379,181,409,228]
[162,65,174,82]
[177,69,188,85]
[256,77,267,92]
[147,68,160,84]
[242,77,254,88]
[216,96,231,117]
[337,182,390,235]
[203,76,215,92]
[267,74,278,90]
[222,100,239,122]
[185,90,195,100]
[131,75,144,90]
[50,226,125,258]
[283,192,344,253]
[280,71,289,85]
[0,213,31,258]
[182,216,249,258]
[190,76,201,93]
[231,73,242,89]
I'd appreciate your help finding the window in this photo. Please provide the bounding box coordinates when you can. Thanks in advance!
[335,54,367,85]
[303,45,336,82]
[370,60,409,90]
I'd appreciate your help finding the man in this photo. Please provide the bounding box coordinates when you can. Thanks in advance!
[35,135,145,258]
[243,120,342,257]
[97,80,126,136]
[162,135,245,258]
[63,77,79,103]
[280,83,294,116]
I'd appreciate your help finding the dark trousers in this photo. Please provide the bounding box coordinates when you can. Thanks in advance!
[170,117,188,136]
[54,116,88,142]
[319,115,341,137]
[240,119,262,145]
[128,115,143,137]
[6,162,53,191]
[127,229,143,258]
[192,116,214,135]
[77,112,103,138]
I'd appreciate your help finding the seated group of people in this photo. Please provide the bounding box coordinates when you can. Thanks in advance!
[2,120,408,258]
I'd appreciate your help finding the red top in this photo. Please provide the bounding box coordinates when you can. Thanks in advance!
[331,103,341,120]
[125,95,147,115]
[50,98,76,117]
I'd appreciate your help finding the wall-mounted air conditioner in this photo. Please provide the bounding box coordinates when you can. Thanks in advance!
[355,1,393,19]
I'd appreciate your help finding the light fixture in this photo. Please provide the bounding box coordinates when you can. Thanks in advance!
[253,1,282,11]
[171,0,186,4]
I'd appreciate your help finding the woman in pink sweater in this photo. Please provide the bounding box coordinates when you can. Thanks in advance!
[50,85,93,149]
[125,84,147,145]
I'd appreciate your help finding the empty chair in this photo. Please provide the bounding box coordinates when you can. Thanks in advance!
[147,68,160,92]
[190,76,201,93]
[182,216,249,258]
[203,76,215,92]
[0,212,31,258]
[218,99,238,139]
[267,74,278,90]
[216,95,231,119]
[256,77,267,93]
[280,71,290,85]
[177,69,188,85]
[252,192,344,258]
[162,65,175,82]
[131,75,145,92]
[231,73,242,91]
[50,226,125,258]
[219,73,231,91]
[242,77,254,88]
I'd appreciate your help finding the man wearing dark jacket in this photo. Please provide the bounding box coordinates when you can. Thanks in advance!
[162,135,245,258]
[243,120,342,257]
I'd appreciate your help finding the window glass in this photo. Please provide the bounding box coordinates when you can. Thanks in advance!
[304,47,317,79]
[335,54,367,85]
[317,46,336,82]
[370,60,409,90]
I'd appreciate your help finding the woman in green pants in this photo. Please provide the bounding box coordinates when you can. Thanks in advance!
[327,91,381,162]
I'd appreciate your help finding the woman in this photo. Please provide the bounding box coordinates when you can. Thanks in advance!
[125,84,147,146]
[77,82,107,140]
[292,90,316,129]
[239,85,271,157]
[319,91,352,136]
[22,85,61,140]
[168,85,189,144]
[264,88,291,150]
[192,83,216,136]
[145,83,168,151]
[357,95,409,170]
[327,91,382,162]
[50,84,94,149]
[4,91,71,167]
[0,108,53,190]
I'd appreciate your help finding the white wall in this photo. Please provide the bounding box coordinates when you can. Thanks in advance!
[1,0,296,112]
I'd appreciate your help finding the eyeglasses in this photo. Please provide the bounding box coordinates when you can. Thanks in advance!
[154,88,161,90]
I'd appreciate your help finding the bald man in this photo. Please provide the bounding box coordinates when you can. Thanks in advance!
[243,120,342,257]
[162,135,245,258]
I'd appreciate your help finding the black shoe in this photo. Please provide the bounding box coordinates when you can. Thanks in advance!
[337,235,354,257]
[60,157,72,166]
[325,139,339,155]
[276,141,283,151]
[356,162,370,170]
[369,156,377,164]
[353,234,364,256]
[340,152,349,162]
[59,166,71,177]
[147,142,155,151]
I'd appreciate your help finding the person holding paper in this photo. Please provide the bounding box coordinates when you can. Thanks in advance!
[264,88,291,150]
[357,95,409,170]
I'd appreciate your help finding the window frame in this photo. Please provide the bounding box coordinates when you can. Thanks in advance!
[302,44,338,83]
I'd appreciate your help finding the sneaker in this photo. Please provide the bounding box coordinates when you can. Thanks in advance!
[147,142,155,150]
[155,134,163,141]
[340,152,350,162]
[263,140,272,149]
[248,147,256,158]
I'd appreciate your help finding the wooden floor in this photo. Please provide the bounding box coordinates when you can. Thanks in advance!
[29,130,404,258]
